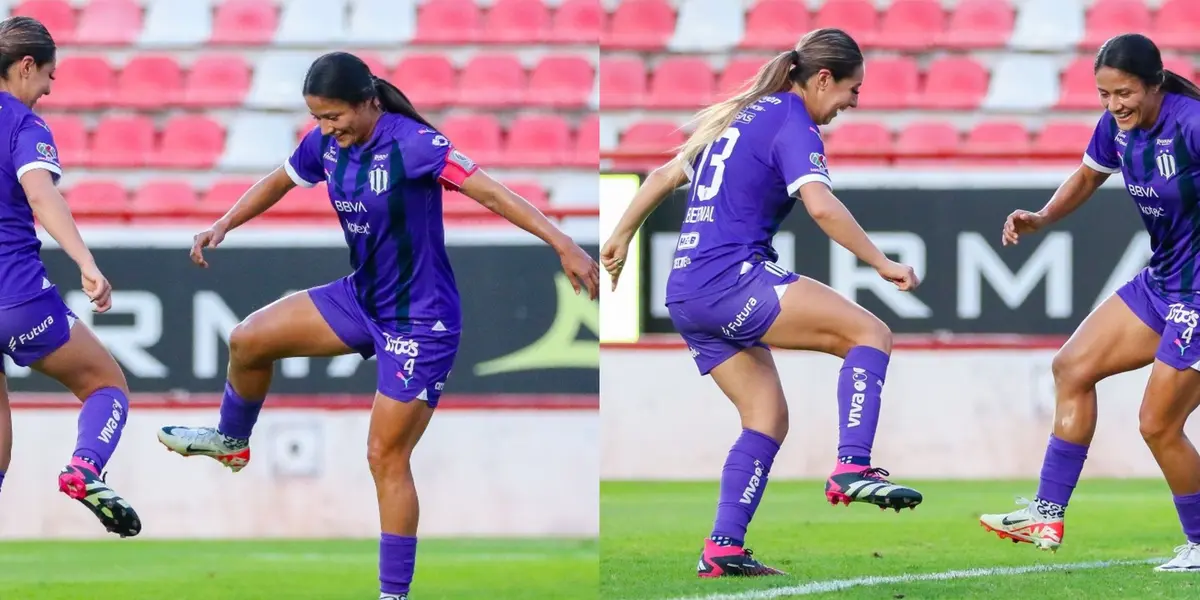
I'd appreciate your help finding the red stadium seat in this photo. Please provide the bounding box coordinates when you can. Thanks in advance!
[572,114,598,167]
[483,0,550,44]
[814,0,878,48]
[599,56,646,109]
[114,55,183,109]
[961,121,1031,164]
[357,53,389,80]
[391,55,458,109]
[875,0,944,51]
[1162,54,1196,81]
[183,54,251,108]
[1033,121,1094,164]
[67,181,129,219]
[718,57,767,99]
[270,184,336,219]
[506,181,549,207]
[825,121,892,166]
[443,181,548,220]
[549,0,602,44]
[414,0,481,44]
[1082,0,1150,50]
[39,56,115,109]
[894,121,960,166]
[1155,0,1200,51]
[1057,57,1099,110]
[155,115,225,169]
[939,0,1014,50]
[438,114,503,166]
[615,120,685,170]
[41,115,89,168]
[527,55,594,108]
[603,0,675,51]
[200,179,252,212]
[456,55,526,108]
[75,0,142,46]
[913,55,989,110]
[90,115,155,168]
[740,0,810,50]
[855,56,918,110]
[506,114,571,167]
[211,0,279,46]
[131,180,202,218]
[12,0,76,44]
[646,57,714,109]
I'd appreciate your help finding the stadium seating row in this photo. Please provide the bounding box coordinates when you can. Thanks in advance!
[44,113,597,169]
[37,53,595,110]
[610,118,1096,167]
[9,0,599,46]
[60,178,559,222]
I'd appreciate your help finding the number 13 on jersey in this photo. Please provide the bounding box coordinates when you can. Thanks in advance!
[693,128,741,202]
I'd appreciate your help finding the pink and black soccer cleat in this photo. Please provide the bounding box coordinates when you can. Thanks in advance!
[825,465,923,511]
[696,539,786,578]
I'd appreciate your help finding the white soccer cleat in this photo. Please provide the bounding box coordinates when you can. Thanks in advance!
[1155,542,1200,572]
[156,426,251,472]
[979,498,1064,552]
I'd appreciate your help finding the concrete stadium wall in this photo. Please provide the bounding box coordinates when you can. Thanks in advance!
[0,408,598,540]
[602,346,1200,481]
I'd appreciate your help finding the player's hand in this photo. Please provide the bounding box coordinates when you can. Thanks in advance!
[79,262,112,313]
[600,235,630,291]
[1002,210,1047,246]
[876,260,920,292]
[190,221,229,268]
[557,240,600,301]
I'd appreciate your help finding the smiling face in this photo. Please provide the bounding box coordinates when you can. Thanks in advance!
[1096,65,1162,131]
[799,63,863,126]
[305,95,378,148]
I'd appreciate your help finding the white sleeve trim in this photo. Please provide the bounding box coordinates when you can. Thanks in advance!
[676,154,694,181]
[787,173,833,196]
[17,160,62,181]
[283,160,317,188]
[1082,152,1120,174]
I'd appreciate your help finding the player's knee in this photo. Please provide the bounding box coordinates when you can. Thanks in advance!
[228,320,268,367]
[366,438,411,480]
[850,318,892,355]
[1138,408,1180,446]
[1050,348,1099,393]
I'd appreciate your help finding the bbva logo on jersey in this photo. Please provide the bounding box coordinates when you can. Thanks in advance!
[369,165,390,195]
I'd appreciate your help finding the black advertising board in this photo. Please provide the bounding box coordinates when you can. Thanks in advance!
[639,186,1151,335]
[5,243,599,395]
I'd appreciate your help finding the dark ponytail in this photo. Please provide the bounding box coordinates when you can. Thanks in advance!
[1162,69,1200,102]
[371,75,434,129]
[303,51,435,128]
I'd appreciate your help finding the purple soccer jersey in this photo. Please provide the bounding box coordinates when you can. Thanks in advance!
[0,91,63,307]
[285,112,477,333]
[665,92,830,304]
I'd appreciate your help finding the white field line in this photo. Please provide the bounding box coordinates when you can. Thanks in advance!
[663,558,1165,600]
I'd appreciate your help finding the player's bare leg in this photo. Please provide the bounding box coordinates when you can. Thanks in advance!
[368,391,436,599]
[1140,361,1200,571]
[761,276,922,512]
[0,372,11,497]
[34,321,139,537]
[157,291,351,471]
[981,294,1156,551]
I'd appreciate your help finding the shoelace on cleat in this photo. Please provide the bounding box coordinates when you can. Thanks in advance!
[860,467,892,483]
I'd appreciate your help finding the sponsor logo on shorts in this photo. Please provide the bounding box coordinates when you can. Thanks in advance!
[383,333,420,358]
[1167,303,1198,353]
[11,314,54,350]
[688,346,700,358]
[720,296,758,338]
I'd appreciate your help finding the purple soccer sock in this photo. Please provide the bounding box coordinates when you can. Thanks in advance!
[380,533,417,595]
[1174,491,1200,544]
[217,381,263,440]
[1035,434,1089,511]
[72,387,129,472]
[710,428,781,546]
[836,346,890,464]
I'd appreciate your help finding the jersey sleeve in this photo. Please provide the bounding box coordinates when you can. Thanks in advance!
[13,116,62,183]
[770,112,832,196]
[404,128,479,191]
[1083,112,1121,174]
[283,126,325,188]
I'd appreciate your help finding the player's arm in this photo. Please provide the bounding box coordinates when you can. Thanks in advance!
[606,159,689,246]
[1033,164,1110,226]
[458,169,576,252]
[213,167,298,232]
[21,170,97,271]
[796,181,890,270]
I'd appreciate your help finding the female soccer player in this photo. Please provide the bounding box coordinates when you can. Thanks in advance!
[157,52,599,599]
[602,28,923,577]
[0,16,139,536]
[980,33,1200,572]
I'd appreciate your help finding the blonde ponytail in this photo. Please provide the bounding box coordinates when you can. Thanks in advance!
[675,50,797,165]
